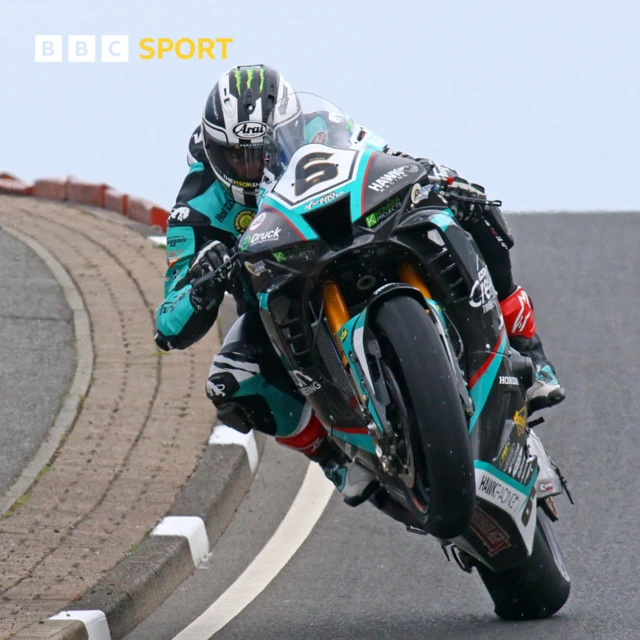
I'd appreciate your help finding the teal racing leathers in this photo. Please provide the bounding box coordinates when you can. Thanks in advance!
[155,125,309,440]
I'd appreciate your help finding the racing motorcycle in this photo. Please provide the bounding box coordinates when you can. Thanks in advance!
[193,93,571,620]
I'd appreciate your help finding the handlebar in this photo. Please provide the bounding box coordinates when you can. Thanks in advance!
[188,250,240,293]
[181,179,501,295]
[427,175,502,208]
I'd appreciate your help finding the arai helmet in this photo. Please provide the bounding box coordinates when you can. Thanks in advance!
[202,64,294,206]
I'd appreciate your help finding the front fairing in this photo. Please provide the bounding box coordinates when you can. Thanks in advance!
[242,137,538,566]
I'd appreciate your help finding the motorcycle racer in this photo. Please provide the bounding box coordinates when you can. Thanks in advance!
[155,64,565,505]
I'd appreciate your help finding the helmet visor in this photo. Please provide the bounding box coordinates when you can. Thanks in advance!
[207,143,264,186]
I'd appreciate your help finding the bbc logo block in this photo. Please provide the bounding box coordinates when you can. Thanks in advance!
[35,35,129,62]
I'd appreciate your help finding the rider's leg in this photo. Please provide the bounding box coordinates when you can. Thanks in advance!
[499,287,566,412]
[206,309,377,504]
[462,206,565,412]
[275,404,379,506]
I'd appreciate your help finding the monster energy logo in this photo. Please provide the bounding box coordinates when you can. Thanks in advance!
[234,67,266,93]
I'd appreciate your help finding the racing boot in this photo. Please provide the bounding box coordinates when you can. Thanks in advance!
[320,457,380,507]
[500,286,566,414]
[276,406,378,506]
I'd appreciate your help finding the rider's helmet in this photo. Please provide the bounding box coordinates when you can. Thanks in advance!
[202,64,294,207]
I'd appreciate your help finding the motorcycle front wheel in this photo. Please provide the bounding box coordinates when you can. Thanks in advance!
[373,294,475,539]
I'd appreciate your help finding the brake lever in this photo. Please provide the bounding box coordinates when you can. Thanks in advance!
[189,251,240,293]
[426,175,502,208]
[447,193,503,208]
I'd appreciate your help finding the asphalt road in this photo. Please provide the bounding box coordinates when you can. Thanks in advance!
[0,227,75,497]
[127,212,640,640]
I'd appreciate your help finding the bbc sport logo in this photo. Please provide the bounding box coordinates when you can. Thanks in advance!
[34,36,233,62]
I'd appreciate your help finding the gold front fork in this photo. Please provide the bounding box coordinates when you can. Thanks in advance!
[398,263,433,301]
[323,281,351,365]
[324,264,431,348]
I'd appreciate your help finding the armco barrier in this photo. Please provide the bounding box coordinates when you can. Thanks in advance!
[104,187,129,216]
[1,172,169,231]
[66,176,109,208]
[33,178,68,201]
[127,195,169,230]
[0,177,33,196]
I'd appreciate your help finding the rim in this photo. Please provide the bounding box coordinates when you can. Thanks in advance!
[381,360,415,488]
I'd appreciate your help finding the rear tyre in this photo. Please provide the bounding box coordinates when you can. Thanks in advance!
[475,508,571,620]
[373,295,475,539]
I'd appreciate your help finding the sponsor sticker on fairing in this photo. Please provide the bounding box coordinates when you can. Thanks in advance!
[272,246,315,263]
[477,471,524,513]
[513,406,527,436]
[469,266,498,313]
[410,183,433,205]
[290,370,322,396]
[367,165,415,193]
[469,507,512,557]
[249,212,267,231]
[244,260,267,276]
[240,228,282,250]
[364,196,402,228]
[304,190,345,211]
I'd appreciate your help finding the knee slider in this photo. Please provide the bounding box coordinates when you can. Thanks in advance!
[215,396,278,436]
[206,371,240,404]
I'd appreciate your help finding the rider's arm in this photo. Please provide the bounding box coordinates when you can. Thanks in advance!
[155,126,236,351]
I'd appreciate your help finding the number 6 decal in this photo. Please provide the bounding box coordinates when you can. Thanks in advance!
[294,152,338,196]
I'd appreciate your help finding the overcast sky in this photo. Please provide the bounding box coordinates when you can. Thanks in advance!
[1,0,638,211]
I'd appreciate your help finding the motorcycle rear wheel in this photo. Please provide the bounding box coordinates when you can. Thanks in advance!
[475,508,571,620]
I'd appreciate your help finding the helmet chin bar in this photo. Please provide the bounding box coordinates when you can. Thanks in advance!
[210,166,259,206]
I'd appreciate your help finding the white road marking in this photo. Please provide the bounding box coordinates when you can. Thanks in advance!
[50,609,111,639]
[172,462,334,639]
[209,425,259,473]
[148,235,167,246]
[152,516,210,566]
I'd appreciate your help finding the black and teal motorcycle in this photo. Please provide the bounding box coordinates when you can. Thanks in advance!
[205,94,571,620]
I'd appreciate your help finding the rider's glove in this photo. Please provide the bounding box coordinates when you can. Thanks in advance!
[188,240,233,312]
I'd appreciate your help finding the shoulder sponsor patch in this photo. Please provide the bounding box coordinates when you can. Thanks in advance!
[234,209,255,232]
[169,206,190,222]
[165,227,195,267]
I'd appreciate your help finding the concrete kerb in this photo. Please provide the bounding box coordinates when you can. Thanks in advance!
[11,204,267,640]
[0,224,94,517]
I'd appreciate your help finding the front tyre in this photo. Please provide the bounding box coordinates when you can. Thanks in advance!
[475,508,571,620]
[373,295,475,539]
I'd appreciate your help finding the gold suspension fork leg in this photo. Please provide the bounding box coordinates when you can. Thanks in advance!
[323,282,351,364]
[398,263,433,300]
